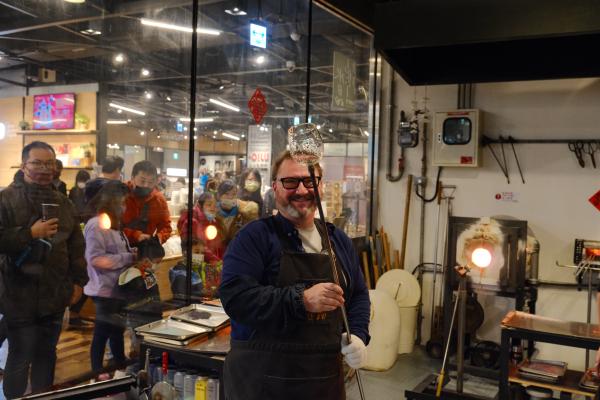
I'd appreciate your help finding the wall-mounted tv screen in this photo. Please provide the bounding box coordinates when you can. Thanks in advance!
[33,93,75,130]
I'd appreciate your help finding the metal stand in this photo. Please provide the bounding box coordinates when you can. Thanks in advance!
[308,164,366,400]
[557,255,600,368]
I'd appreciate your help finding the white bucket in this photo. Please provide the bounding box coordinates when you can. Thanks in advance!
[398,305,418,354]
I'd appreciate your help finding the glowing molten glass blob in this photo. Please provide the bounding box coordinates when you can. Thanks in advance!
[205,225,218,241]
[98,213,112,230]
[471,247,492,268]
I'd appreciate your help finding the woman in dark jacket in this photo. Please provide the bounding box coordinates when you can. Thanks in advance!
[68,170,91,222]
[237,169,264,218]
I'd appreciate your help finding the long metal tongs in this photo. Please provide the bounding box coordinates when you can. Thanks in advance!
[308,164,367,400]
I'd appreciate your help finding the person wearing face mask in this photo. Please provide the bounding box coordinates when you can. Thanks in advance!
[0,141,88,398]
[219,151,370,400]
[216,180,258,246]
[238,169,264,218]
[121,160,172,246]
[68,170,91,223]
[82,179,132,376]
[178,192,224,262]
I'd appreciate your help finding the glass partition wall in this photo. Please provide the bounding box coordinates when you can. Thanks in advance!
[0,0,375,391]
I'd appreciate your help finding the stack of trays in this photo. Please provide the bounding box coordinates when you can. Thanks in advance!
[135,304,230,346]
[170,304,230,331]
[518,359,567,383]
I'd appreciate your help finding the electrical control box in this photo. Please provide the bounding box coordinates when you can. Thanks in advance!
[432,109,481,167]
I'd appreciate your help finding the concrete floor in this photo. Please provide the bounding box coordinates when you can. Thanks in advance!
[347,347,442,400]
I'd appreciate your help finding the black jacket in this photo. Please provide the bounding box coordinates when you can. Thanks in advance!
[0,178,88,318]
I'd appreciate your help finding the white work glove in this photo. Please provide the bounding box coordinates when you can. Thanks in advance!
[341,333,367,369]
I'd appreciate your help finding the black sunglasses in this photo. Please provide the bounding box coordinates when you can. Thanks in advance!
[278,176,321,190]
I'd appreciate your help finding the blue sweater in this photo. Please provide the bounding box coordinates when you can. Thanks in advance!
[219,214,371,344]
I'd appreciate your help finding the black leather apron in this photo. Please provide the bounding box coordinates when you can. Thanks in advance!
[223,218,347,400]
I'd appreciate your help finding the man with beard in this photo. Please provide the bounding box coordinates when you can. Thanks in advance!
[219,151,370,400]
[0,141,87,398]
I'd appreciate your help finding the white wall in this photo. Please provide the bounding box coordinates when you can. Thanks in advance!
[378,66,600,370]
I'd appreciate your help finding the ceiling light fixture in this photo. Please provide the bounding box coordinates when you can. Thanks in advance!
[106,120,128,124]
[81,28,101,36]
[117,109,123,114]
[179,117,214,122]
[109,102,146,116]
[222,132,240,141]
[225,7,247,16]
[363,130,370,137]
[141,68,150,77]
[144,91,153,99]
[114,53,124,63]
[241,134,245,138]
[64,0,85,3]
[140,18,221,36]
[166,96,172,102]
[255,55,265,64]
[209,98,239,112]
[140,131,145,136]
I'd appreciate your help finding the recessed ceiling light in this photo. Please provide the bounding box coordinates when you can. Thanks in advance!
[144,91,153,99]
[157,134,161,139]
[255,55,265,64]
[316,125,321,129]
[166,96,172,102]
[140,131,145,136]
[329,128,333,133]
[193,135,197,139]
[179,117,214,122]
[184,135,188,139]
[225,7,247,16]
[241,134,245,138]
[209,98,239,112]
[81,28,101,36]
[109,102,146,116]
[140,18,221,36]
[222,132,240,141]
[141,68,150,77]
[117,109,122,114]
[114,53,124,63]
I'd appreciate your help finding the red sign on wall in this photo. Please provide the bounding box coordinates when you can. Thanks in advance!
[248,88,268,124]
[589,189,600,212]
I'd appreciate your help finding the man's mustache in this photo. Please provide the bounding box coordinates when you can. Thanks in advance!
[289,194,315,202]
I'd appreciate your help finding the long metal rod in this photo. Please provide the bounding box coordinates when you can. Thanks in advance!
[456,274,467,393]
[483,135,600,145]
[430,190,442,334]
[436,283,460,398]
[185,0,199,305]
[308,165,366,400]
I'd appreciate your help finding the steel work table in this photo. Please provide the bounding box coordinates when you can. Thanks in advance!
[500,311,600,399]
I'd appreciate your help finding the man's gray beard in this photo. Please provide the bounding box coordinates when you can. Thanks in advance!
[281,203,315,219]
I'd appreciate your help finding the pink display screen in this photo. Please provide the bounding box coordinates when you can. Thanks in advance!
[33,93,75,130]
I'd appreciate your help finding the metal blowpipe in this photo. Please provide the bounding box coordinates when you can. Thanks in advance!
[288,123,366,400]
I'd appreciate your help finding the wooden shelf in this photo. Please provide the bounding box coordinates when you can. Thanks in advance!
[17,130,96,135]
[508,364,595,398]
